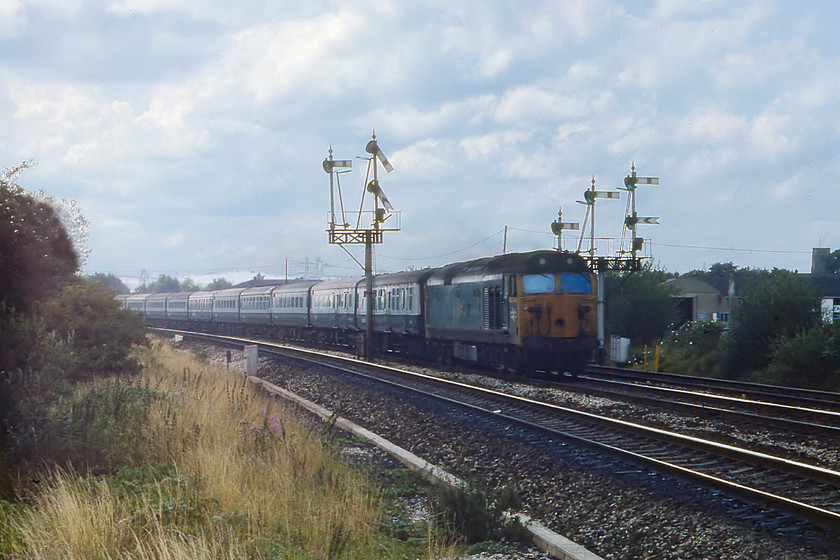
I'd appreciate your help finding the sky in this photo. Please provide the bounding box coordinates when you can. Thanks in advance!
[3,0,840,287]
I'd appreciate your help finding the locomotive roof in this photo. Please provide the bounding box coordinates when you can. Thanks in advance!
[428,250,590,284]
[311,268,439,291]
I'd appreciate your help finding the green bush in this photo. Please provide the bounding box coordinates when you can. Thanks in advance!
[718,270,820,378]
[36,278,146,381]
[430,480,525,544]
[760,325,840,391]
[605,267,677,345]
[658,321,724,375]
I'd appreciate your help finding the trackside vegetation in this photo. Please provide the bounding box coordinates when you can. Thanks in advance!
[0,342,386,558]
[620,266,840,391]
[0,341,525,559]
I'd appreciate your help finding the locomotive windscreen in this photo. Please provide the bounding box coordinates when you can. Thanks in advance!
[559,273,591,293]
[522,274,555,294]
[522,273,592,294]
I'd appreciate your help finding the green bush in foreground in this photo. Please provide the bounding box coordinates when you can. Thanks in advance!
[430,480,526,545]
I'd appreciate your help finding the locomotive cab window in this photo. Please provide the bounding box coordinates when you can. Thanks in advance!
[559,273,592,294]
[522,274,555,294]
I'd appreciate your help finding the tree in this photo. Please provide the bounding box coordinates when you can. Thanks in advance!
[708,262,737,277]
[685,261,737,278]
[147,274,181,293]
[0,165,78,314]
[87,273,129,294]
[604,266,677,345]
[1,165,79,375]
[206,278,232,290]
[718,269,820,377]
[180,278,200,292]
[36,278,146,380]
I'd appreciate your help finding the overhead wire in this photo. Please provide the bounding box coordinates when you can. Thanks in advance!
[377,228,507,262]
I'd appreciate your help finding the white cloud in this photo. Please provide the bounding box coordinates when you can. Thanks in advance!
[0,0,26,39]
[677,106,748,144]
[458,130,530,163]
[3,0,840,279]
[494,86,589,124]
[748,108,797,159]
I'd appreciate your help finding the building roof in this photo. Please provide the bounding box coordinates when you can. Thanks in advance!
[804,274,840,297]
[667,276,729,295]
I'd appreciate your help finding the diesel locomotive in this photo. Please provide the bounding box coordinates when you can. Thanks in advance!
[119,250,598,375]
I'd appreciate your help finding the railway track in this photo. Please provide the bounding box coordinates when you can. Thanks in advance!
[155,327,840,534]
[585,364,840,410]
[548,371,840,439]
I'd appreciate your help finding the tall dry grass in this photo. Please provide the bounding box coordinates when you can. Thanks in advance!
[3,341,398,559]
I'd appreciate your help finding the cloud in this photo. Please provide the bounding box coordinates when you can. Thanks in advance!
[3,0,840,280]
[494,86,589,124]
[0,0,26,39]
[678,106,748,144]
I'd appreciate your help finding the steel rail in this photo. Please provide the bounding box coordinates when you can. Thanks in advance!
[546,377,840,437]
[587,365,840,409]
[153,328,840,531]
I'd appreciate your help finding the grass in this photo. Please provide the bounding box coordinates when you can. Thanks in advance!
[0,339,530,558]
[0,341,427,559]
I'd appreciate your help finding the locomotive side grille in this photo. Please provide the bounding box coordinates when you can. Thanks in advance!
[482,286,504,329]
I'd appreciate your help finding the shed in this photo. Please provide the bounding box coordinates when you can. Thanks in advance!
[667,276,732,324]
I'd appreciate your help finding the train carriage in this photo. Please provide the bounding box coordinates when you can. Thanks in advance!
[166,292,190,322]
[212,288,245,326]
[188,291,215,322]
[356,269,436,337]
[309,277,361,331]
[240,286,273,325]
[270,281,318,328]
[124,293,148,314]
[144,293,169,321]
[115,294,129,309]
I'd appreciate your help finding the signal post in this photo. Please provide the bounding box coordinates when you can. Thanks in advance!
[562,164,660,363]
[325,133,400,361]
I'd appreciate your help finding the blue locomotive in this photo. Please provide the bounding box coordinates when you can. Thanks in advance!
[118,250,598,375]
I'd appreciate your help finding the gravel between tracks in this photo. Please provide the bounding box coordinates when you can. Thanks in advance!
[189,341,839,560]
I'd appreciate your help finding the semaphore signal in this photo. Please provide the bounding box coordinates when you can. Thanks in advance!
[619,162,660,264]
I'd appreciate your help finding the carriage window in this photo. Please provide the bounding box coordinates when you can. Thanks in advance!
[559,273,592,294]
[522,274,555,294]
